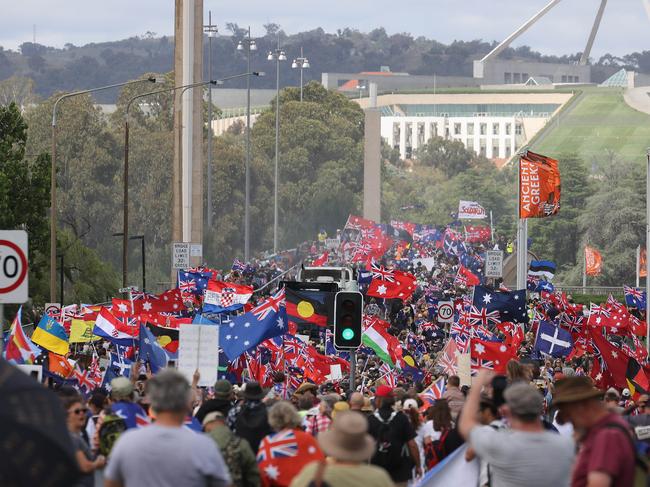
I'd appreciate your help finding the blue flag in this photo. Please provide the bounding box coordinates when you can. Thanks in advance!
[534,321,573,357]
[219,290,287,360]
[139,325,170,373]
[472,285,528,323]
[624,285,646,311]
[529,260,557,280]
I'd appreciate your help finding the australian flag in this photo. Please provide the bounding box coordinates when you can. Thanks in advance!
[177,270,211,295]
[534,321,573,357]
[219,290,287,360]
[472,285,528,323]
[624,285,646,311]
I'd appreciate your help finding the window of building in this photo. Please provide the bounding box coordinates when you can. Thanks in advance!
[513,73,521,83]
[522,73,529,81]
[492,139,500,158]
[505,123,511,135]
[467,138,474,151]
[561,75,568,83]
[504,72,512,84]
[515,123,523,135]
[430,122,438,137]
[467,123,474,135]
[454,123,461,135]
[574,76,579,83]
[492,123,499,135]
[480,123,487,136]
[479,139,487,157]
[505,145,512,158]
[445,127,450,139]
[417,122,425,146]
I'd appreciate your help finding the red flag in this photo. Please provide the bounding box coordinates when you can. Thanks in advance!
[518,150,561,218]
[133,289,186,314]
[471,339,517,374]
[455,265,480,287]
[312,251,328,267]
[366,266,416,300]
[590,329,629,389]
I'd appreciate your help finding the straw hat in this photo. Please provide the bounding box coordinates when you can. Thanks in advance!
[552,377,604,406]
[317,411,376,462]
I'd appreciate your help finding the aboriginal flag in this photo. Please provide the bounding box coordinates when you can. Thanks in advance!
[626,358,650,401]
[285,288,333,327]
[145,323,179,354]
[519,150,561,218]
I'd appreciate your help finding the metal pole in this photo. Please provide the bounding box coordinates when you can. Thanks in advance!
[349,349,357,392]
[583,247,587,294]
[516,154,528,290]
[50,123,57,302]
[207,11,213,228]
[123,117,130,288]
[636,244,640,288]
[59,254,64,304]
[141,236,146,292]
[0,304,3,356]
[490,210,494,245]
[300,47,304,102]
[274,37,281,253]
[245,26,252,262]
[646,148,650,353]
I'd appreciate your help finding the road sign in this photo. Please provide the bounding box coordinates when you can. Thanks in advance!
[485,250,504,278]
[437,300,454,323]
[171,242,190,270]
[44,303,61,317]
[0,230,28,304]
[118,286,139,293]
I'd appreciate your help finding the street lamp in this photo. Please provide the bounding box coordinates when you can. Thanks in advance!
[204,11,218,229]
[268,38,287,254]
[122,73,262,288]
[50,76,157,301]
[237,27,257,262]
[291,47,310,102]
[113,233,145,291]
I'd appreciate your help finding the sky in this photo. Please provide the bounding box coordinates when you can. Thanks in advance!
[1,0,648,57]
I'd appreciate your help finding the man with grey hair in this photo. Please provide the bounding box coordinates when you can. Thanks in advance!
[104,369,231,487]
[459,370,575,487]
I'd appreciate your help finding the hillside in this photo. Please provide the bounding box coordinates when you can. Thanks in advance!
[2,26,649,102]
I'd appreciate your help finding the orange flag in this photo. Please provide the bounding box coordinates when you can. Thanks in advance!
[585,246,602,276]
[640,247,647,278]
[519,151,561,218]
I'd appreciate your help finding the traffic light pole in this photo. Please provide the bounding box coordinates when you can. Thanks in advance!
[349,350,356,393]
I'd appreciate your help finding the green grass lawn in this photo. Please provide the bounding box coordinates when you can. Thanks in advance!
[535,87,650,163]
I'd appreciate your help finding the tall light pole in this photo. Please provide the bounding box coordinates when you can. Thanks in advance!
[122,74,259,287]
[50,77,157,301]
[268,38,286,253]
[356,83,367,99]
[237,27,257,262]
[204,11,218,229]
[291,47,310,102]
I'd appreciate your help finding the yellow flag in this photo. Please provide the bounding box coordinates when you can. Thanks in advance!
[69,319,101,343]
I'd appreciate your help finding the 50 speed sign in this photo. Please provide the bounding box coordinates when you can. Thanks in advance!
[0,231,28,304]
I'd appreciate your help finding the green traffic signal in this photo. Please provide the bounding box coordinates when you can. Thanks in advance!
[342,328,355,340]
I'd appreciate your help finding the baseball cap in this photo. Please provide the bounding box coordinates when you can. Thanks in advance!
[504,382,543,417]
[110,377,134,399]
[375,385,394,398]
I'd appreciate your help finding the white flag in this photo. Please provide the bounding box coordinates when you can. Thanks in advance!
[458,200,487,219]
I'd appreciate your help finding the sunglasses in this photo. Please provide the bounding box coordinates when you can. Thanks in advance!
[71,408,88,415]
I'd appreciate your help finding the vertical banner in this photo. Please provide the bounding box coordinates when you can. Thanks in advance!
[640,246,647,279]
[585,246,603,276]
[519,151,561,219]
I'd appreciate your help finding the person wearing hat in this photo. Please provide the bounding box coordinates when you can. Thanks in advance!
[228,381,272,453]
[203,411,260,487]
[367,385,421,485]
[109,376,148,430]
[194,379,235,424]
[289,411,394,487]
[553,376,637,487]
[459,370,574,487]
[603,387,624,414]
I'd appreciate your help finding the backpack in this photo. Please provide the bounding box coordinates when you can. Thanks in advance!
[604,423,649,487]
[98,414,127,456]
[423,429,449,470]
[222,435,243,487]
[371,411,408,471]
[234,405,271,452]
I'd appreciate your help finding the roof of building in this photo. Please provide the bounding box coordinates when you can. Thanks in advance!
[599,68,629,88]
[524,76,553,86]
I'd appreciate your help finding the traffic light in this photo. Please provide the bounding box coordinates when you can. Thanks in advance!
[333,291,363,349]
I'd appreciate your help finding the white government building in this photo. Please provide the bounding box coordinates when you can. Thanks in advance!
[356,93,573,165]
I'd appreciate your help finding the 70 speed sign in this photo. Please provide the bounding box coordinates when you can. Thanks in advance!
[437,300,454,323]
[0,231,28,304]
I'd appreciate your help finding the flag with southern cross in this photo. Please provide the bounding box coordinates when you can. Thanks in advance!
[624,285,646,311]
[177,269,212,296]
[472,286,528,323]
[219,290,287,360]
[534,321,573,358]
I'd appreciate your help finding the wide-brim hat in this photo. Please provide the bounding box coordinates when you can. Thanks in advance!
[317,411,376,462]
[243,381,266,401]
[552,377,604,406]
[294,382,319,395]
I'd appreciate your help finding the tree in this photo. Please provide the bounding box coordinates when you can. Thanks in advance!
[0,76,37,108]
[416,135,490,178]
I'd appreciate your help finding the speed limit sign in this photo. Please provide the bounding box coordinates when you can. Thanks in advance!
[0,231,28,304]
[437,300,454,323]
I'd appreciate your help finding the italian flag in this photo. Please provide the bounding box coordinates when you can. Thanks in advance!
[362,321,402,368]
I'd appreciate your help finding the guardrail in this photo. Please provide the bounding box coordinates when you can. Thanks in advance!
[553,286,632,296]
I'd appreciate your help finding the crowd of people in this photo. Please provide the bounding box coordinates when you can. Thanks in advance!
[3,216,650,486]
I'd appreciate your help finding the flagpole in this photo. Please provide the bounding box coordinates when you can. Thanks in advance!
[583,247,587,295]
[646,148,650,353]
[490,210,494,246]
[636,244,640,288]
[516,152,528,291]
